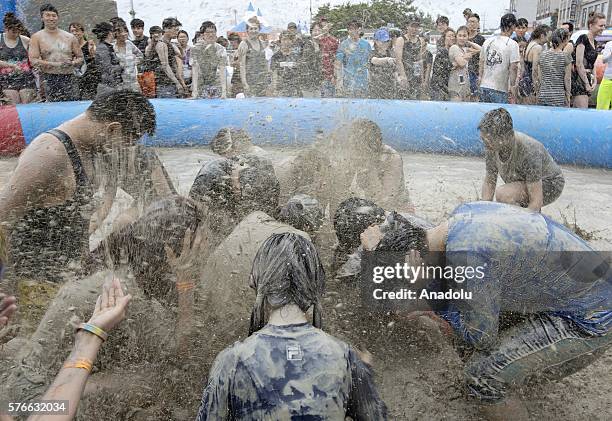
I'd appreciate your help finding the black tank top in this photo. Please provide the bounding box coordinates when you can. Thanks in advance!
[9,130,93,282]
[153,39,178,86]
[0,34,33,76]
[572,34,599,70]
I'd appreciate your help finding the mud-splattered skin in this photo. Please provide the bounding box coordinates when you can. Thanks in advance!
[196,323,387,420]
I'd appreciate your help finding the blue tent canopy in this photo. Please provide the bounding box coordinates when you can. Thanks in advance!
[231,21,272,33]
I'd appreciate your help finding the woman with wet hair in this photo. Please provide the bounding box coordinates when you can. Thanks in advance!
[196,232,388,420]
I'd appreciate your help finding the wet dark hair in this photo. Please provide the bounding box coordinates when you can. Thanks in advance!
[376,214,429,256]
[234,154,280,217]
[531,24,551,42]
[517,18,529,28]
[334,197,385,251]
[3,12,22,30]
[478,108,513,139]
[40,3,59,16]
[92,22,114,41]
[249,233,325,335]
[112,19,129,34]
[189,155,280,218]
[551,28,569,48]
[96,196,205,301]
[162,17,182,30]
[178,29,189,39]
[87,90,156,140]
[199,21,216,33]
[277,194,324,235]
[561,22,574,33]
[469,13,480,22]
[228,33,241,43]
[500,13,518,32]
[130,18,145,29]
[436,16,449,26]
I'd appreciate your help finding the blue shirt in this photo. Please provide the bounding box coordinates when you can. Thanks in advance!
[437,202,611,350]
[336,38,372,92]
[196,323,387,420]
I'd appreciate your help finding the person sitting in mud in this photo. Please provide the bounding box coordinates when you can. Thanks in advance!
[189,154,280,238]
[364,201,610,421]
[479,108,565,212]
[0,225,133,421]
[0,90,157,282]
[276,118,413,214]
[210,127,265,158]
[196,232,388,420]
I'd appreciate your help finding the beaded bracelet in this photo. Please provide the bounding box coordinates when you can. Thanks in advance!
[77,322,108,342]
[63,358,93,373]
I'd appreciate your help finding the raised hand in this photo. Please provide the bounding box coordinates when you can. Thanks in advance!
[86,278,132,333]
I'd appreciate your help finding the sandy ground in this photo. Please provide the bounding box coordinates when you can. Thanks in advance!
[0,147,610,420]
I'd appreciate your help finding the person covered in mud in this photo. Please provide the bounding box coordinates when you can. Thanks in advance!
[0,90,157,282]
[209,127,265,158]
[277,118,412,214]
[196,232,388,420]
[188,154,279,237]
[364,201,611,421]
[332,197,432,277]
[479,108,564,212]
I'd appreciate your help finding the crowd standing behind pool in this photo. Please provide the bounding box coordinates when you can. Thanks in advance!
[0,3,610,108]
[0,2,610,421]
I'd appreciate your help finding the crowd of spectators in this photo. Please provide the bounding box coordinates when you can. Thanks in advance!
[1,3,611,109]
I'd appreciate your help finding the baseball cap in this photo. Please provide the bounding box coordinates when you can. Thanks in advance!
[374,28,390,42]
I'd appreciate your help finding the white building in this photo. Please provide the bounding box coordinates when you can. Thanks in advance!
[559,0,580,24]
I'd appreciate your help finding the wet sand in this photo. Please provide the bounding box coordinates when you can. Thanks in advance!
[0,147,610,420]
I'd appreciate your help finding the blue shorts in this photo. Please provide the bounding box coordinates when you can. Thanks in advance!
[479,87,508,104]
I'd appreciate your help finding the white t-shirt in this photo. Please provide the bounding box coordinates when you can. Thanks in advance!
[480,35,520,93]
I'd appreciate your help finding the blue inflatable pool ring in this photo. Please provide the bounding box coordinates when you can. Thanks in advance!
[3,98,611,168]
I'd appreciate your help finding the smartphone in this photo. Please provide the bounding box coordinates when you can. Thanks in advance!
[459,74,466,85]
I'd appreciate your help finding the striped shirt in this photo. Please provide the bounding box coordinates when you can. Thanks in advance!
[538,49,572,107]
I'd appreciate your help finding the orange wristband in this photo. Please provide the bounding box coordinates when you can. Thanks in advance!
[63,358,93,373]
[176,281,195,292]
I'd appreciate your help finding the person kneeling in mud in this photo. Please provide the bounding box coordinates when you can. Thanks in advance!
[479,108,565,212]
[276,119,413,213]
[210,127,265,158]
[364,201,610,421]
[196,233,388,420]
